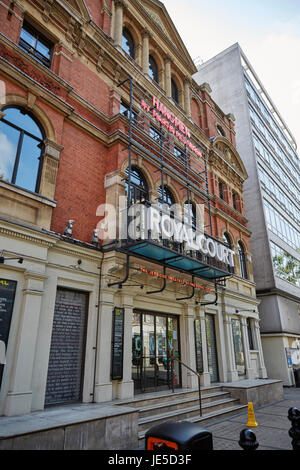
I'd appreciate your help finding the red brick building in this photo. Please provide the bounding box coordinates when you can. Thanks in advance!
[0,0,269,448]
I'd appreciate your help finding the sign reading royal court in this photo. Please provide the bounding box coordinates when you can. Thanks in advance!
[125,203,235,269]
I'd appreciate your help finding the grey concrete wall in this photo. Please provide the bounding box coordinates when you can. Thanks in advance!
[194,43,275,293]
[0,411,139,450]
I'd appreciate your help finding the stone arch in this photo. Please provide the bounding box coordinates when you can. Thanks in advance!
[121,158,155,196]
[1,93,56,142]
[170,72,183,107]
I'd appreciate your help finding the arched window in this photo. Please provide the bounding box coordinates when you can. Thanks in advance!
[238,241,248,279]
[158,185,175,209]
[122,28,135,59]
[0,107,44,193]
[125,167,148,203]
[171,78,179,103]
[223,232,232,249]
[149,55,159,83]
[216,124,225,137]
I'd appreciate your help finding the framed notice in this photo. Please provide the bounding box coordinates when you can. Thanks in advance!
[0,279,17,388]
[111,307,125,380]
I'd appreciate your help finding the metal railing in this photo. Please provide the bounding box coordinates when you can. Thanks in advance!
[169,350,202,417]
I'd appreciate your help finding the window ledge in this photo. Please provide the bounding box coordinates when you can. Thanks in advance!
[0,180,57,207]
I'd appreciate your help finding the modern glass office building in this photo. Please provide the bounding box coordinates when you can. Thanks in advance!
[194,43,300,385]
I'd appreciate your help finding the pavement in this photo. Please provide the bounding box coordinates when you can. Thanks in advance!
[204,386,300,450]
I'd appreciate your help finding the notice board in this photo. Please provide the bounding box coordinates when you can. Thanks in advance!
[0,279,17,388]
[111,307,124,380]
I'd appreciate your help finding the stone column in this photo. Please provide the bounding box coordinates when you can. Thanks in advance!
[164,56,172,98]
[181,305,198,388]
[4,272,47,416]
[93,288,114,402]
[241,317,255,379]
[113,0,124,48]
[254,319,268,378]
[199,310,210,386]
[39,139,64,203]
[116,293,134,399]
[184,77,191,118]
[223,314,238,382]
[142,29,150,75]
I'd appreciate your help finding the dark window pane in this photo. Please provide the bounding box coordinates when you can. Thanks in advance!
[122,29,135,59]
[171,79,178,103]
[149,55,159,83]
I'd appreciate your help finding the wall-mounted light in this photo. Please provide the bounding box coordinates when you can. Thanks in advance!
[0,256,23,264]
[64,220,74,237]
[91,229,99,245]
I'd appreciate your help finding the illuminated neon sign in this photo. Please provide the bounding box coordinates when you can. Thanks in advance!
[140,96,203,158]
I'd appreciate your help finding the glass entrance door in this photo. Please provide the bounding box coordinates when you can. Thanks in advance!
[132,311,181,393]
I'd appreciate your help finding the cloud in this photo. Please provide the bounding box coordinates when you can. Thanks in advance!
[0,131,16,179]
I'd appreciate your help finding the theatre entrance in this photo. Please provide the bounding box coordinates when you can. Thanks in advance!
[132,311,181,393]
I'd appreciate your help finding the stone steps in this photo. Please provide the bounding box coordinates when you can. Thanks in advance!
[115,385,248,448]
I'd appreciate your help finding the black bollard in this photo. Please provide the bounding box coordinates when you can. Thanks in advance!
[238,429,259,451]
[288,407,300,450]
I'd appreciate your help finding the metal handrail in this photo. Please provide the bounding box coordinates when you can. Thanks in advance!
[170,351,202,417]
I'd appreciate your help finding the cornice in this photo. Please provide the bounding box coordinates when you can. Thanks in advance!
[211,206,251,236]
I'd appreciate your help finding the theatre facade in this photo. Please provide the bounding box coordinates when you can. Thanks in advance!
[0,0,268,420]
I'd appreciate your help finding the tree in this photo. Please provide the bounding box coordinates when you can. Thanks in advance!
[273,249,300,286]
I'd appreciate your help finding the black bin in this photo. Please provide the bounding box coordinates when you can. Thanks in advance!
[145,420,213,451]
[294,368,300,388]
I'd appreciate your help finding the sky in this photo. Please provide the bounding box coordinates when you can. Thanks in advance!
[162,0,300,150]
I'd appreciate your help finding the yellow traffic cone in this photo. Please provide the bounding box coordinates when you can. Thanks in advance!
[246,402,258,427]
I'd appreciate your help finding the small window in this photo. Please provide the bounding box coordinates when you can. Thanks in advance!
[216,124,225,137]
[232,191,238,210]
[149,55,159,83]
[120,102,138,121]
[238,241,248,279]
[150,126,161,142]
[158,185,175,209]
[171,78,179,103]
[174,146,185,161]
[218,180,224,200]
[0,107,45,193]
[122,28,135,59]
[125,167,148,204]
[223,232,232,249]
[19,21,53,68]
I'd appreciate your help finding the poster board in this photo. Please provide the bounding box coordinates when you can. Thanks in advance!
[111,307,125,380]
[0,279,17,388]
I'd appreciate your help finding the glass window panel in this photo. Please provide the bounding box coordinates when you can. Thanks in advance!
[15,133,41,192]
[20,28,36,48]
[0,121,19,182]
[36,40,51,59]
[4,108,42,138]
